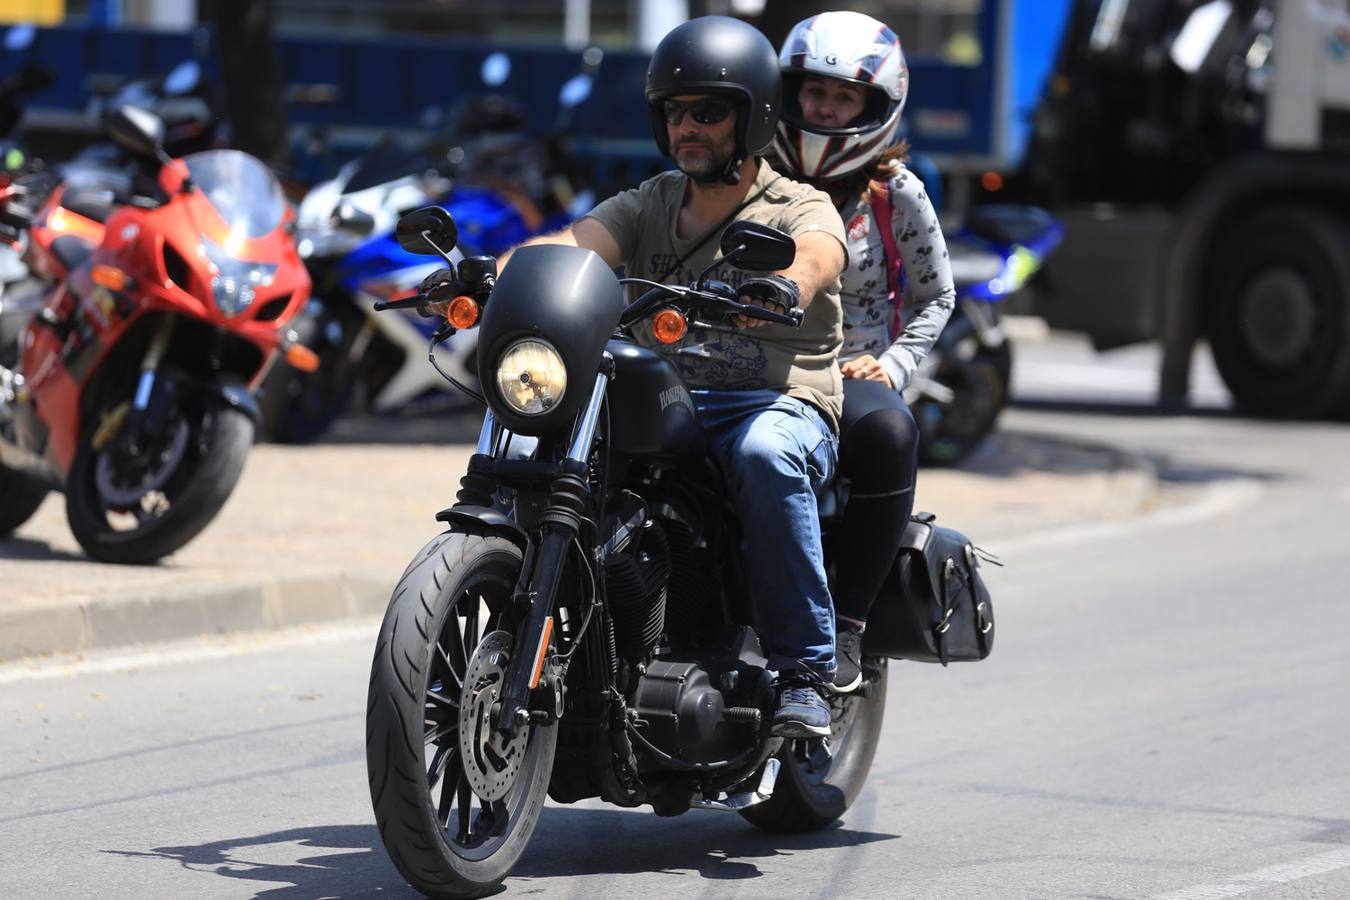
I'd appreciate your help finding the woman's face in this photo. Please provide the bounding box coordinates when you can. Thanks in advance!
[798,74,867,128]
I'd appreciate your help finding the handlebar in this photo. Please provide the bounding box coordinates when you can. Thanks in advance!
[618,278,804,329]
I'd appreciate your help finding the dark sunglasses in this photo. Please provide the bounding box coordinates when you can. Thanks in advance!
[662,99,735,127]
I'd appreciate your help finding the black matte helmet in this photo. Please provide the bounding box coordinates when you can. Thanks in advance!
[645,16,782,162]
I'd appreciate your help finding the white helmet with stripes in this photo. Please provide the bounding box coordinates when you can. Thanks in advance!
[773,11,909,180]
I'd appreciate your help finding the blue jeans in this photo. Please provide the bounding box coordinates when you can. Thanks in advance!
[692,389,838,676]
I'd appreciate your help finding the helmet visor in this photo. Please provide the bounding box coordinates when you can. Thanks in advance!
[780,72,895,136]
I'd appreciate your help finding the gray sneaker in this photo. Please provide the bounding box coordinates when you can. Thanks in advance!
[772,676,832,738]
[830,627,864,694]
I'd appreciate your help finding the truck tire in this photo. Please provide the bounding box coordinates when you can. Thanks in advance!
[1204,206,1350,418]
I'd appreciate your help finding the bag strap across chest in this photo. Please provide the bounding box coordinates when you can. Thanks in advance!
[868,178,906,341]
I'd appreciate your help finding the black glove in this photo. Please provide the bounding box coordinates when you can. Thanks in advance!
[737,274,801,312]
[419,268,467,302]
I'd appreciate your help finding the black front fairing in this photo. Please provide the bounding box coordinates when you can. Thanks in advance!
[476,244,624,435]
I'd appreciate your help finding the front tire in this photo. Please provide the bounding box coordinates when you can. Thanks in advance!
[367,531,557,899]
[740,660,888,832]
[65,401,254,564]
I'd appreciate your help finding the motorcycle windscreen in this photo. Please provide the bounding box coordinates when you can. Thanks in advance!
[183,150,287,240]
[476,244,624,436]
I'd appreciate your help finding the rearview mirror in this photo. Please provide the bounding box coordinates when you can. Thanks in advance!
[334,200,375,237]
[107,105,166,159]
[719,220,796,272]
[395,206,458,258]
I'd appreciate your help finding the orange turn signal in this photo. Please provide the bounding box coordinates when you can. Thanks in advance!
[285,343,320,372]
[981,170,1004,192]
[651,309,687,345]
[92,265,131,291]
[446,295,480,329]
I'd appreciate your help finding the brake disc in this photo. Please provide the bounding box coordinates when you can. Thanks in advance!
[95,415,189,507]
[457,630,529,802]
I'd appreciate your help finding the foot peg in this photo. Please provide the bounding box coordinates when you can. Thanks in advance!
[689,758,780,812]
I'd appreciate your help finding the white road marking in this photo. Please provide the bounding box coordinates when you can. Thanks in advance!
[1149,846,1350,899]
[0,617,380,685]
[994,478,1263,554]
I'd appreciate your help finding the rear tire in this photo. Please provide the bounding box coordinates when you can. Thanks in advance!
[916,339,1012,467]
[740,660,888,832]
[0,464,48,535]
[1204,206,1350,418]
[367,531,556,899]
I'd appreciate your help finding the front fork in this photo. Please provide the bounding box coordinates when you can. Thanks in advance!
[93,315,176,453]
[493,366,610,737]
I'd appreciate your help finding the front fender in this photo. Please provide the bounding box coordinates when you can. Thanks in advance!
[435,504,527,550]
[206,374,260,422]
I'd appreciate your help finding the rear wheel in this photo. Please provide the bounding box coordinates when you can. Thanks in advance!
[1204,206,1350,418]
[916,338,1012,466]
[65,399,253,564]
[367,531,556,899]
[740,660,888,832]
[257,305,362,444]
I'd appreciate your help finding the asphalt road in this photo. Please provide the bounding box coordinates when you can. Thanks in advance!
[3,398,1348,899]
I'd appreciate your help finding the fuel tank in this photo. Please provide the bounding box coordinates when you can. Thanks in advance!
[605,338,701,458]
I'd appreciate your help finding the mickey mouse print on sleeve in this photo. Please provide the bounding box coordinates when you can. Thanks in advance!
[835,164,955,393]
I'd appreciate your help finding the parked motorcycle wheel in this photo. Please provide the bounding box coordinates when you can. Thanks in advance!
[65,400,254,564]
[740,660,888,832]
[0,463,48,535]
[257,310,361,444]
[367,531,557,899]
[915,341,1012,466]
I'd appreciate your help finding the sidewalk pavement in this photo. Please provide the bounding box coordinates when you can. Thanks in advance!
[0,422,1157,661]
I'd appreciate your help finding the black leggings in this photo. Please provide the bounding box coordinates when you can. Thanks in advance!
[833,378,919,625]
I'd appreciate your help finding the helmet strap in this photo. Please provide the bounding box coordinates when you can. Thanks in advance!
[720,155,744,186]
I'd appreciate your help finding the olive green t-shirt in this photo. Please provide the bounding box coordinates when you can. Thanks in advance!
[582,160,847,432]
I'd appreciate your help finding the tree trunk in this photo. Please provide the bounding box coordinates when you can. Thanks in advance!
[209,0,287,165]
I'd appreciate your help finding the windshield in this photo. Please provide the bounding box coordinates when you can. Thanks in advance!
[183,149,286,239]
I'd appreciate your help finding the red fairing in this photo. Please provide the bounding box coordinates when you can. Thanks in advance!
[17,149,310,476]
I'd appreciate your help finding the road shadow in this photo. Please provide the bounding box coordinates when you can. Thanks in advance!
[104,809,898,896]
[951,428,1282,488]
[1011,396,1239,419]
[105,824,414,899]
[312,406,485,446]
[0,534,85,563]
[515,806,899,882]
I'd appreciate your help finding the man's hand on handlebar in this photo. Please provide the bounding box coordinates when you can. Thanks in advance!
[734,274,800,329]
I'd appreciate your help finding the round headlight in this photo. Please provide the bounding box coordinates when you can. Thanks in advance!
[494,339,567,416]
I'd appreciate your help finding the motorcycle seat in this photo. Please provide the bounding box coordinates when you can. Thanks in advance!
[51,234,96,272]
[61,188,118,224]
[963,205,1056,246]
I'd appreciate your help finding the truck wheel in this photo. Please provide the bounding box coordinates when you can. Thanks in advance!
[1204,206,1350,418]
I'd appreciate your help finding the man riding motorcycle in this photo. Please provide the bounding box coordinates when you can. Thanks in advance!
[432,15,850,737]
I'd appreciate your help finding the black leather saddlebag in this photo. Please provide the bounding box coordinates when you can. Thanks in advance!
[861,513,997,665]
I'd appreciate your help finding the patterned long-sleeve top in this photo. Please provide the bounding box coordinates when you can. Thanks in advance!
[837,164,955,392]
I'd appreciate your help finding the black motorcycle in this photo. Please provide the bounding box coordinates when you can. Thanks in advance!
[365,208,892,897]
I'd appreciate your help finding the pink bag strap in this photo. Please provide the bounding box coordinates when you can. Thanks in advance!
[868,178,904,340]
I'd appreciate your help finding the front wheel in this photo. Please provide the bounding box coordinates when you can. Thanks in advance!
[0,463,48,535]
[367,531,557,899]
[65,399,254,564]
[740,660,888,832]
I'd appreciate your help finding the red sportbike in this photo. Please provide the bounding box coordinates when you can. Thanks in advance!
[0,108,312,563]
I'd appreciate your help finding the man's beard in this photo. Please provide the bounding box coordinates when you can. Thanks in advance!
[673,138,736,185]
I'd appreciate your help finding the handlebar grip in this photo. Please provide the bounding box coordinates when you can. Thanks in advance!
[372,296,428,313]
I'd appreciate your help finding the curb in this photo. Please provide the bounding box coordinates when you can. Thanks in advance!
[0,572,390,662]
[0,430,1163,663]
